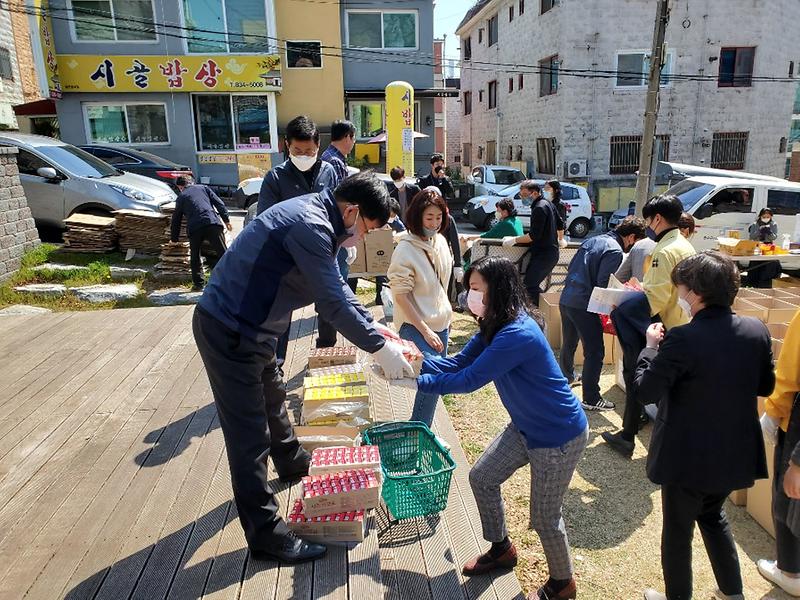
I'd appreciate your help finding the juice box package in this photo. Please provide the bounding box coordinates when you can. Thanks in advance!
[301,401,372,428]
[287,499,366,543]
[303,385,370,404]
[303,371,367,390]
[307,346,358,369]
[301,469,381,517]
[309,445,381,477]
[306,363,365,378]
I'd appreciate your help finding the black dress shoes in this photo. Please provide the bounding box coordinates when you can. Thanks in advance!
[277,454,311,483]
[250,531,327,564]
[601,431,634,459]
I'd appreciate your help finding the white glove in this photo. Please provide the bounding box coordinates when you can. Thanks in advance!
[760,413,781,445]
[373,321,400,341]
[558,237,568,249]
[453,266,464,283]
[345,246,358,265]
[501,236,517,247]
[373,340,414,379]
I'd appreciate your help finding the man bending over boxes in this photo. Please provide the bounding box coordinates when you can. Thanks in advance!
[193,171,414,564]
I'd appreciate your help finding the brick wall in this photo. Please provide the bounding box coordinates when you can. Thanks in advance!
[0,146,40,282]
[9,6,42,103]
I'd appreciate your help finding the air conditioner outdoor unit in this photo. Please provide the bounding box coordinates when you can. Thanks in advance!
[0,103,15,128]
[564,159,587,179]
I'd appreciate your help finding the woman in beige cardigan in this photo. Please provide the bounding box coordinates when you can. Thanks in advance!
[387,188,453,425]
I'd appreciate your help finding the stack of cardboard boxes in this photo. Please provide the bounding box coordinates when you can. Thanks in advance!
[348,228,395,277]
[539,291,617,366]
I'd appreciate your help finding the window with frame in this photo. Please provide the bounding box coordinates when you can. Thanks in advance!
[183,0,268,53]
[609,134,670,175]
[87,147,139,165]
[17,149,50,176]
[463,91,472,115]
[519,0,525,15]
[539,55,558,96]
[615,51,674,87]
[463,142,472,167]
[711,132,749,170]
[0,48,12,80]
[488,14,498,46]
[348,101,420,140]
[478,89,484,103]
[718,47,755,87]
[541,0,554,14]
[478,28,484,44]
[508,77,513,93]
[509,5,514,21]
[71,0,156,41]
[488,80,498,109]
[515,145,523,161]
[536,137,557,174]
[507,145,513,160]
[518,74,524,90]
[193,95,273,151]
[85,103,169,144]
[767,189,800,216]
[286,41,322,68]
[347,10,417,49]
[463,36,472,61]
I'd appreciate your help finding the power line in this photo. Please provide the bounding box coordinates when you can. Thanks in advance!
[8,1,799,84]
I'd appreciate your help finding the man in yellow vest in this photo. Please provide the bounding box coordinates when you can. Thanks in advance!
[603,195,696,458]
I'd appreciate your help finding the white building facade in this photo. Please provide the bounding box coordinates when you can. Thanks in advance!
[457,0,800,214]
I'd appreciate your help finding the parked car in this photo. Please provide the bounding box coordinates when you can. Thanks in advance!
[462,180,595,238]
[79,145,192,190]
[0,133,176,228]
[235,165,361,210]
[467,165,526,197]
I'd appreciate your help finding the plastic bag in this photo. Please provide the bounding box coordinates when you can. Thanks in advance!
[380,286,394,318]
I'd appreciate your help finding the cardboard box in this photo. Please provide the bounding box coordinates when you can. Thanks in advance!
[540,291,562,350]
[301,469,381,517]
[349,239,367,274]
[363,228,394,274]
[301,400,372,427]
[287,499,366,543]
[767,323,790,339]
[747,435,776,538]
[574,333,615,366]
[718,237,759,256]
[309,445,381,477]
[303,371,367,390]
[774,275,800,289]
[306,364,365,378]
[736,288,767,300]
[308,346,358,369]
[295,425,360,453]
[747,297,799,324]
[732,298,769,322]
[729,489,748,506]
[757,288,800,301]
[303,385,370,404]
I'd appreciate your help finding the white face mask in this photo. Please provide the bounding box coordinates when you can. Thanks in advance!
[393,181,404,189]
[677,295,693,318]
[495,211,503,221]
[467,289,486,318]
[340,207,362,248]
[290,153,317,172]
[543,190,552,201]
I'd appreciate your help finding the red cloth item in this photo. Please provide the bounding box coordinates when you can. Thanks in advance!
[600,314,616,336]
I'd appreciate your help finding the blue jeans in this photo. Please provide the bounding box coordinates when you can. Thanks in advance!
[398,323,449,426]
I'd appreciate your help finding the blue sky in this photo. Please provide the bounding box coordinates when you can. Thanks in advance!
[434,0,468,71]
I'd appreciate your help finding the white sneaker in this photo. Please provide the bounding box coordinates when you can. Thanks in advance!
[643,589,666,600]
[757,559,800,596]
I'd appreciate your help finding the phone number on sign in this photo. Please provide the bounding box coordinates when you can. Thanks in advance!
[228,80,279,89]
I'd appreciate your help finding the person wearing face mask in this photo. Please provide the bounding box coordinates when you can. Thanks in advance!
[193,171,414,566]
[603,195,696,458]
[750,207,779,243]
[502,180,560,307]
[463,199,524,269]
[559,216,646,411]
[544,180,568,248]
[387,189,454,426]
[390,256,587,600]
[417,153,455,201]
[633,252,774,600]
[387,165,421,220]
[746,207,782,288]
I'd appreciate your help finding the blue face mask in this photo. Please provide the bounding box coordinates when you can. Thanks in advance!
[422,227,439,238]
[645,227,657,240]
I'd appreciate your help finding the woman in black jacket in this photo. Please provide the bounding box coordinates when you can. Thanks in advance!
[545,180,567,246]
[635,251,775,600]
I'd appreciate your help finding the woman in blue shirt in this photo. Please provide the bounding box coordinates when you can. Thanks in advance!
[416,255,588,600]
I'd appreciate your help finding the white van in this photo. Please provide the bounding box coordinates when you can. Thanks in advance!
[668,175,800,255]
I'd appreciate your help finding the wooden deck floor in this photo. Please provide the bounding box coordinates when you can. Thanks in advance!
[0,305,523,600]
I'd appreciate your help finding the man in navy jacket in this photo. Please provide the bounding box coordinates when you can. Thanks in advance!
[194,171,414,564]
[170,175,232,290]
[559,216,645,410]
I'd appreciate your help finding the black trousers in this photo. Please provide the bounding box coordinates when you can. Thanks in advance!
[193,307,309,550]
[524,249,559,307]
[661,484,742,599]
[774,421,800,574]
[189,224,227,287]
[559,304,604,404]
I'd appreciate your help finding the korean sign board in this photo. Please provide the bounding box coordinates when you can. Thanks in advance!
[32,0,61,99]
[58,55,282,93]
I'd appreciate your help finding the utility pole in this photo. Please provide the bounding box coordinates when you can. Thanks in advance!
[634,0,670,216]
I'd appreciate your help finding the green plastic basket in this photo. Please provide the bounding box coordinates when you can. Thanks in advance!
[363,421,456,521]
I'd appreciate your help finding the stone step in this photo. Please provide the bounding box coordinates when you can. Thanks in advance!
[109,265,152,280]
[31,263,90,273]
[0,304,53,316]
[147,288,203,306]
[14,283,67,297]
[69,284,141,303]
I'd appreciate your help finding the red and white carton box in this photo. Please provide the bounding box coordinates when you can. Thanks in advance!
[377,332,423,375]
[287,499,366,543]
[307,346,358,369]
[309,445,382,478]
[301,469,381,518]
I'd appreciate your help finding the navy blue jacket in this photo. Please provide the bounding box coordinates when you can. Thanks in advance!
[170,185,229,241]
[256,159,338,215]
[559,232,625,311]
[199,189,385,352]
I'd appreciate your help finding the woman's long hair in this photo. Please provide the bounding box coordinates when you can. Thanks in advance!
[464,256,543,342]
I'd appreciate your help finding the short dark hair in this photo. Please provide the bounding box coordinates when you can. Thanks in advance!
[671,251,740,307]
[520,180,541,193]
[429,153,444,165]
[330,120,355,142]
[643,194,683,225]
[758,207,774,219]
[389,198,402,216]
[334,171,390,224]
[405,189,449,237]
[678,212,696,234]
[615,215,646,239]
[175,175,193,187]
[496,198,517,217]
[390,166,405,180]
[285,115,319,145]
